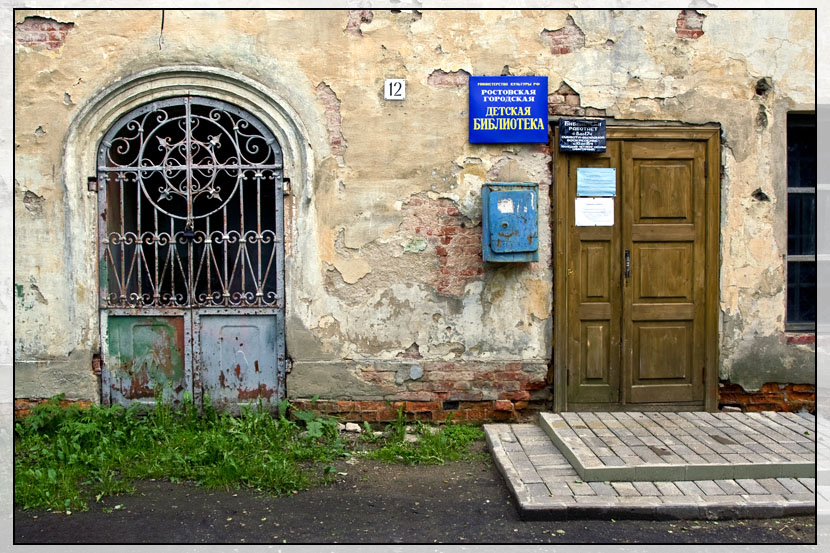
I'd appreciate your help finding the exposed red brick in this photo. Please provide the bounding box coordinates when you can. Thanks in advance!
[344,10,373,37]
[427,69,471,88]
[676,10,705,39]
[718,381,815,414]
[760,382,782,394]
[548,81,606,118]
[786,334,815,345]
[494,400,513,411]
[15,16,74,51]
[315,82,347,166]
[401,195,483,296]
[541,15,585,55]
[503,391,530,402]
[14,398,92,418]
[522,379,548,391]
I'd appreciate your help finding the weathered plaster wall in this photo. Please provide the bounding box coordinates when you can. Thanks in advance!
[14,10,815,406]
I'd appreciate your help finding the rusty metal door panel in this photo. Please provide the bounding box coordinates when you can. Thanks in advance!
[97,96,286,412]
[102,314,189,407]
[197,313,283,413]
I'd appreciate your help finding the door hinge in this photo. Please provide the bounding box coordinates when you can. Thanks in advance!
[285,356,292,373]
[88,176,98,192]
[704,163,708,179]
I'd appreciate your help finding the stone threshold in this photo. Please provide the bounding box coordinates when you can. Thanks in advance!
[485,420,816,521]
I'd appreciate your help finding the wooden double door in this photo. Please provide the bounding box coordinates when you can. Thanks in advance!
[554,127,720,411]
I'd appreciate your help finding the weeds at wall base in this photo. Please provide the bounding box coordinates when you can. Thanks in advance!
[13,394,484,513]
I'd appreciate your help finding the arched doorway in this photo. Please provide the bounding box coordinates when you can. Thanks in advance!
[98,96,286,412]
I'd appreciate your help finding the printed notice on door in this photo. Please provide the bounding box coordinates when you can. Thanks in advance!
[575,197,614,226]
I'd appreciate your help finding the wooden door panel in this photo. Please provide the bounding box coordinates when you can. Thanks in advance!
[636,244,693,300]
[566,142,621,405]
[623,141,706,404]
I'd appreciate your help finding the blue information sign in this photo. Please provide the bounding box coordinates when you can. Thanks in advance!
[469,76,548,143]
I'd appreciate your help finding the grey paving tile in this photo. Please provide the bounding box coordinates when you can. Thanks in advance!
[588,481,618,496]
[694,480,725,495]
[757,478,791,495]
[675,481,704,496]
[777,477,812,494]
[567,480,596,496]
[544,480,574,496]
[598,455,626,467]
[528,451,569,464]
[655,481,684,496]
[736,478,769,495]
[537,467,579,479]
[610,482,640,496]
[633,481,660,496]
[798,478,816,493]
[715,479,745,495]
[526,482,552,501]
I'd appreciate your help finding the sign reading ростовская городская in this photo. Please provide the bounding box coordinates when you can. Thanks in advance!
[469,76,548,143]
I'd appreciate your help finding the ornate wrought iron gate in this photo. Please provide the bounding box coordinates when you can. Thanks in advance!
[97,96,285,412]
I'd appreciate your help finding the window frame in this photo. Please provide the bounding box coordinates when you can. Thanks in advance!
[785,112,817,332]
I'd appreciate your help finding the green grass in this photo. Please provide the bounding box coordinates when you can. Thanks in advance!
[14,395,485,513]
[14,394,346,512]
[365,410,485,465]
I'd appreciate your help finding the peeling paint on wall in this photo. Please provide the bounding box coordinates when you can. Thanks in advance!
[13,9,815,405]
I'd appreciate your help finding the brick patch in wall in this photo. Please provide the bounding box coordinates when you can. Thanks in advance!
[548,82,606,118]
[344,10,373,37]
[289,398,542,423]
[291,360,551,422]
[786,334,815,345]
[427,69,471,88]
[676,10,706,39]
[316,82,347,166]
[402,195,483,296]
[15,16,74,50]
[718,382,815,413]
[540,15,585,55]
[14,398,93,418]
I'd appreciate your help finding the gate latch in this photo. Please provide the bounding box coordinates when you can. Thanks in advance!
[181,223,196,241]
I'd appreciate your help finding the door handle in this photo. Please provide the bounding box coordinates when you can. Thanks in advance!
[624,249,630,279]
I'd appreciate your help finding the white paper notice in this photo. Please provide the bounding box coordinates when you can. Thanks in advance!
[575,197,614,226]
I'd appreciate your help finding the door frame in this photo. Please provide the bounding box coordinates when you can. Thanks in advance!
[552,124,721,412]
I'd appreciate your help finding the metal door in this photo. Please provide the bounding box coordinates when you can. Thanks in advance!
[97,96,285,412]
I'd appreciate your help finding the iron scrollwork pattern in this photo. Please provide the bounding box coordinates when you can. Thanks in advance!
[98,97,284,309]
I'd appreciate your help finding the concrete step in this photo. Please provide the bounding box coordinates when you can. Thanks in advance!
[538,411,815,482]
[485,421,816,521]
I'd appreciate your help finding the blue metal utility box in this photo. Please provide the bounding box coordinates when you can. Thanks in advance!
[481,182,539,262]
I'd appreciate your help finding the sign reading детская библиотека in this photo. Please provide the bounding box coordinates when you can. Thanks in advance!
[469,76,548,143]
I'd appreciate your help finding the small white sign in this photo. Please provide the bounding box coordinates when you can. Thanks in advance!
[384,79,406,100]
[575,197,614,226]
[497,198,514,214]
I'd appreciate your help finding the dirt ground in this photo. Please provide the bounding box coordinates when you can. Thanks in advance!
[14,441,817,545]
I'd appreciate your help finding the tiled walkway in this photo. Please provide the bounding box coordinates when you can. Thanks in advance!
[484,411,817,520]
[540,411,814,482]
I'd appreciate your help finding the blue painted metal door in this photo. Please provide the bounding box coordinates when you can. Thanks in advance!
[196,313,284,413]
